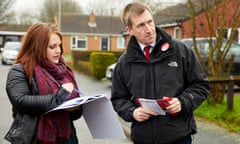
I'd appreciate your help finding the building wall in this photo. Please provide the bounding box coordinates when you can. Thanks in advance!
[62,36,71,54]
[162,0,240,41]
[162,28,173,37]
[62,35,126,54]
[162,27,183,40]
[180,10,215,38]
[88,36,101,51]
[110,36,126,52]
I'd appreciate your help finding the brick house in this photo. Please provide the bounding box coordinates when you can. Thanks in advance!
[155,0,240,43]
[0,13,126,54]
[59,12,126,54]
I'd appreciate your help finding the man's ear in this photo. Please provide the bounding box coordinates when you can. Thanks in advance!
[126,26,133,36]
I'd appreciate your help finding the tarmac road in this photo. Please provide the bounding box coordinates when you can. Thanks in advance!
[1,63,240,144]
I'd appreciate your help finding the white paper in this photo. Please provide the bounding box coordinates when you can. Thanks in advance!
[138,98,166,115]
[47,94,105,113]
[47,94,126,139]
[82,97,126,139]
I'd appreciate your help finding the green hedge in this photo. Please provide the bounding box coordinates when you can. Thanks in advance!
[74,61,92,77]
[72,50,123,62]
[90,52,116,80]
[72,51,91,66]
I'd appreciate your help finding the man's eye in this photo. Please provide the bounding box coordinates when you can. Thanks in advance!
[136,24,144,29]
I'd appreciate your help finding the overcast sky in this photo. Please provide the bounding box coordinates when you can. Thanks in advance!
[12,0,186,14]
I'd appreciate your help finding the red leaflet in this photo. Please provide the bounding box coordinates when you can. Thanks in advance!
[157,98,177,116]
[156,98,172,109]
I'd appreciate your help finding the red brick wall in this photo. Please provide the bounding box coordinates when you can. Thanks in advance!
[162,0,240,39]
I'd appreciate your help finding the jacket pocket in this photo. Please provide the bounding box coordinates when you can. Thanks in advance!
[5,113,38,144]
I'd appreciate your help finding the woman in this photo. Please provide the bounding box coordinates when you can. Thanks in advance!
[5,23,82,144]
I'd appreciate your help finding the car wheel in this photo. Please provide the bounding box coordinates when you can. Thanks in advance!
[1,59,6,65]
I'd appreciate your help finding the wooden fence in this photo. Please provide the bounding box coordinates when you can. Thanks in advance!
[208,75,240,110]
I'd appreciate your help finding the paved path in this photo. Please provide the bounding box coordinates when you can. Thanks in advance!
[193,117,240,144]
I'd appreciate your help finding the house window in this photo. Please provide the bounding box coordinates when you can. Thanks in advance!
[117,37,125,48]
[77,39,86,48]
[222,28,228,39]
[71,36,87,50]
[101,37,108,51]
[238,28,240,43]
[72,37,76,45]
[0,36,3,46]
[5,35,19,42]
[173,27,179,39]
[218,27,240,43]
[232,29,239,43]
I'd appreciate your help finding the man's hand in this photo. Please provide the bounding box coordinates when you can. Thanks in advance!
[164,97,181,114]
[133,107,158,122]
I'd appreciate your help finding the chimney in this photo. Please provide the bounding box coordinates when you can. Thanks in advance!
[88,11,97,27]
[54,15,58,26]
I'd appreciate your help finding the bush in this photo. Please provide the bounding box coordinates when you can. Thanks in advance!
[74,61,92,77]
[63,54,73,67]
[72,51,91,66]
[90,52,116,80]
[72,51,123,63]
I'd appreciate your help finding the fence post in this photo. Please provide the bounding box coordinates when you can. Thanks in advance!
[227,76,234,111]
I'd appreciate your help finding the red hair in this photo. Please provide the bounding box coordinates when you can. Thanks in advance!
[16,23,63,84]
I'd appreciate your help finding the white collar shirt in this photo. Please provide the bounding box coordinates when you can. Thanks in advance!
[139,42,155,55]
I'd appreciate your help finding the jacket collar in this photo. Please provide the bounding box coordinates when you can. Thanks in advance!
[125,27,173,63]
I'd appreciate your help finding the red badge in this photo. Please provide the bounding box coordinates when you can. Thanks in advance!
[161,42,170,51]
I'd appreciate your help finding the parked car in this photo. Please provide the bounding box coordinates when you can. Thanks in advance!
[182,37,240,86]
[105,63,116,82]
[1,41,21,65]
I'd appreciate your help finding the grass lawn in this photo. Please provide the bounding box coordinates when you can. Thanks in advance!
[194,94,240,133]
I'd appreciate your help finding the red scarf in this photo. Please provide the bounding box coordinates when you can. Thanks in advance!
[34,60,79,144]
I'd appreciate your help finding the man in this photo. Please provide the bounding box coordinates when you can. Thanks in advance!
[111,2,209,144]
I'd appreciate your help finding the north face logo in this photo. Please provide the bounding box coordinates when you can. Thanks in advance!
[168,61,178,67]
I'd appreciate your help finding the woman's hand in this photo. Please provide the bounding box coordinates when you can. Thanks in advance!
[62,83,74,93]
[64,105,81,112]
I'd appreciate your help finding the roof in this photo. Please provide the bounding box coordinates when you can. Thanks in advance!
[154,3,190,25]
[0,24,30,33]
[0,14,126,36]
[155,0,220,25]
[61,13,125,35]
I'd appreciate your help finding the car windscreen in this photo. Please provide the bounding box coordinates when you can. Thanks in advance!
[5,43,21,51]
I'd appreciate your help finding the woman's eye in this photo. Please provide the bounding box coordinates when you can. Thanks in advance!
[49,45,56,49]
[48,44,61,49]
